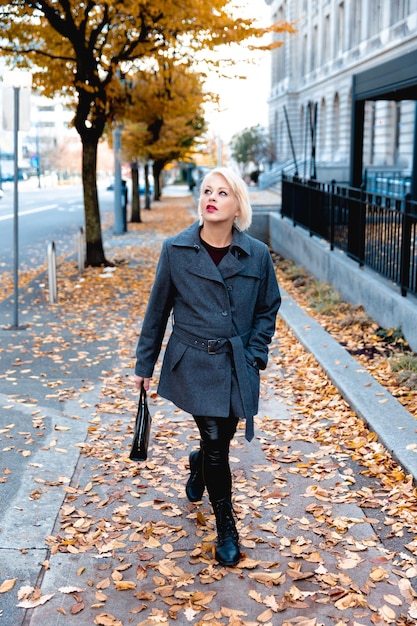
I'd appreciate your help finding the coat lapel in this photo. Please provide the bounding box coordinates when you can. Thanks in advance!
[217,253,245,279]
[172,220,251,281]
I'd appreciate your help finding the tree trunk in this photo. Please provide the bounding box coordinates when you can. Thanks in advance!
[130,161,141,223]
[153,160,165,200]
[81,136,108,266]
[145,162,151,210]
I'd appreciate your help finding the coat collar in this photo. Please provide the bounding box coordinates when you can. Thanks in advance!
[172,221,251,257]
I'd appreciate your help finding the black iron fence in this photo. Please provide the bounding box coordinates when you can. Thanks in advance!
[282,174,417,298]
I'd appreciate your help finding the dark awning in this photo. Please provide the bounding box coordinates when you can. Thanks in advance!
[353,48,417,101]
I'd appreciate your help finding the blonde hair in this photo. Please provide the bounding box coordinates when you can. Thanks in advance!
[198,167,252,231]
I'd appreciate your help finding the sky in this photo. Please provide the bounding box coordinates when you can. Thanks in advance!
[202,0,272,143]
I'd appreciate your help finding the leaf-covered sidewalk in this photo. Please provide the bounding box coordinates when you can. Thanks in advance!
[1,193,417,625]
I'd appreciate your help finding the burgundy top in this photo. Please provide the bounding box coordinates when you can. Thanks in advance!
[200,237,230,265]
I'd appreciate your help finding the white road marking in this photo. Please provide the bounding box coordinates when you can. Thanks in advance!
[0,204,58,221]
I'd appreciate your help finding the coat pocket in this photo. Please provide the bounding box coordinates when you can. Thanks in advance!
[165,337,189,371]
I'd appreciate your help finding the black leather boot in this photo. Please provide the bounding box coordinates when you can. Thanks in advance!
[185,449,205,502]
[212,499,241,566]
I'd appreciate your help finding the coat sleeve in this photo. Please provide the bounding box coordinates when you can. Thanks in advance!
[134,241,176,378]
[247,247,281,369]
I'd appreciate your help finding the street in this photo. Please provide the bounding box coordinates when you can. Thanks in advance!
[0,179,114,273]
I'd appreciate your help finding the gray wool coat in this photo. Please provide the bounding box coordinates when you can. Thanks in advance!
[134,221,281,440]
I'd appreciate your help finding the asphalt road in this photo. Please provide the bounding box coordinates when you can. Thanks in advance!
[0,178,114,273]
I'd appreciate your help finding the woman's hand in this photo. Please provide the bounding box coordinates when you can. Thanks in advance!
[134,375,150,391]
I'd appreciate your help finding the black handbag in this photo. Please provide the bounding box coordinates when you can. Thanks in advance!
[129,387,152,461]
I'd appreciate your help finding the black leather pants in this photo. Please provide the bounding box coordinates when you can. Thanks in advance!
[193,415,239,503]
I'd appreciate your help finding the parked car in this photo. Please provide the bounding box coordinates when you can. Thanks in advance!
[139,175,154,196]
[1,172,28,182]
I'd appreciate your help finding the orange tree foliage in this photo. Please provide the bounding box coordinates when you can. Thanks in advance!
[0,0,293,265]
[120,62,207,208]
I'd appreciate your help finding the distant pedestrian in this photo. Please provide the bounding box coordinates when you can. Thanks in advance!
[134,166,281,566]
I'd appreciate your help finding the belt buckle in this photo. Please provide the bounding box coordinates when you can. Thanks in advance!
[207,339,217,354]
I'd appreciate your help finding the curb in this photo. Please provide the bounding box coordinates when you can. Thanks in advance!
[279,288,417,479]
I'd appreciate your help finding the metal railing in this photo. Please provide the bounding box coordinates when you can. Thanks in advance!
[363,169,412,197]
[282,174,417,298]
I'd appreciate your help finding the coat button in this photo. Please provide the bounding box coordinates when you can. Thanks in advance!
[227,285,232,291]
[221,310,228,316]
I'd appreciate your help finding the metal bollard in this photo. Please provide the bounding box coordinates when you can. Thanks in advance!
[77,226,85,273]
[47,241,57,304]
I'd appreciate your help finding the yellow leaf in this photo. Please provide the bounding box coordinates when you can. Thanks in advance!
[398,577,416,602]
[114,581,136,590]
[334,592,363,610]
[378,604,396,621]
[337,556,362,570]
[95,591,108,601]
[162,543,173,553]
[93,613,123,626]
[369,566,389,581]
[248,589,262,603]
[409,600,417,618]
[0,578,18,593]
[257,608,273,622]
[383,593,402,606]
[96,578,110,590]
[144,536,161,548]
[248,571,285,585]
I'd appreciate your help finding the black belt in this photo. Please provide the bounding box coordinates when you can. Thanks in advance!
[172,326,255,441]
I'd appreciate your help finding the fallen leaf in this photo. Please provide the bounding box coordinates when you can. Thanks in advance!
[0,578,17,593]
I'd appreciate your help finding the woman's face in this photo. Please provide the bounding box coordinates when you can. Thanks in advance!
[200,173,240,228]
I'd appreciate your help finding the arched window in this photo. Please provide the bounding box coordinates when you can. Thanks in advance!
[332,93,340,159]
[319,98,326,161]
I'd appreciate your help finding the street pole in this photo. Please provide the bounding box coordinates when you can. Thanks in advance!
[0,143,3,192]
[2,70,32,330]
[113,124,124,234]
[36,125,41,188]
[12,85,19,328]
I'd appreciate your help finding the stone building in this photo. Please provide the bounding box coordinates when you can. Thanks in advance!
[263,0,417,189]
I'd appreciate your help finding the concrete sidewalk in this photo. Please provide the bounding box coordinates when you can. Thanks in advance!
[1,186,417,625]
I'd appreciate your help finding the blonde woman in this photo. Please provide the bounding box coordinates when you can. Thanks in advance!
[134,167,281,566]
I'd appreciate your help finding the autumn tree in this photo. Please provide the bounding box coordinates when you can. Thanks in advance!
[0,0,292,265]
[120,62,207,214]
[230,124,274,180]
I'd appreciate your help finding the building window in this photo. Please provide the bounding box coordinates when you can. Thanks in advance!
[369,2,382,37]
[302,33,307,77]
[323,14,330,64]
[337,2,345,54]
[319,98,326,160]
[312,24,318,69]
[391,0,410,23]
[332,93,340,159]
[350,0,362,47]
